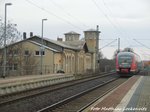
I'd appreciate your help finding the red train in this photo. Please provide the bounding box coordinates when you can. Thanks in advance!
[116,51,143,76]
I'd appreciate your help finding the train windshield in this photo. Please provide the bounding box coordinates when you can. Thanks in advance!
[118,55,133,64]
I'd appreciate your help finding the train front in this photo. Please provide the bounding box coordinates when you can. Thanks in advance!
[116,52,133,75]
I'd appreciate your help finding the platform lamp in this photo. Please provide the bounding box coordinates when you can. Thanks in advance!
[3,3,12,78]
[40,19,47,75]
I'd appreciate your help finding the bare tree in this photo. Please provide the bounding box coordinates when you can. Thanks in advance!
[0,21,22,76]
[23,49,38,75]
[1,42,38,76]
[0,21,22,48]
[0,22,38,76]
[112,49,119,60]
[98,51,104,59]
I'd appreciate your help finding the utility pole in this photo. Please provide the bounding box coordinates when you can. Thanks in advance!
[40,19,47,75]
[96,25,100,72]
[3,3,12,78]
[118,38,120,53]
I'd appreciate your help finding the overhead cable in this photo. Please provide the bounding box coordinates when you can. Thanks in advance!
[133,39,150,50]
[25,0,84,30]
[99,39,117,50]
[49,0,89,28]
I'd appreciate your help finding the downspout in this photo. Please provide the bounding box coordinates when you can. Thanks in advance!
[75,51,77,74]
[53,52,55,73]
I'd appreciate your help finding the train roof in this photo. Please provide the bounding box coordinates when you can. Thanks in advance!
[117,51,139,57]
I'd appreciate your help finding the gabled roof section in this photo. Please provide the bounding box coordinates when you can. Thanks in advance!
[28,40,60,52]
[0,36,89,53]
[62,40,88,52]
[28,36,89,52]
[44,37,88,52]
[64,31,80,35]
[62,41,85,49]
[43,37,79,50]
[0,38,60,53]
[0,38,27,50]
[84,29,101,33]
[85,29,97,31]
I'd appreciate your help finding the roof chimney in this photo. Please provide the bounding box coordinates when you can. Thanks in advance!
[23,32,26,40]
[57,37,63,42]
[30,32,33,37]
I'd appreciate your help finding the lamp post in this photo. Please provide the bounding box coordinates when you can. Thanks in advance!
[118,38,120,53]
[40,19,47,74]
[96,25,100,72]
[3,3,12,78]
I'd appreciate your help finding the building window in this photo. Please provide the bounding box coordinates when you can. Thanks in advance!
[14,64,18,70]
[24,50,29,56]
[35,51,40,56]
[35,50,45,56]
[9,65,13,70]
[7,50,21,56]
[14,50,18,56]
[41,51,45,55]
[9,64,18,70]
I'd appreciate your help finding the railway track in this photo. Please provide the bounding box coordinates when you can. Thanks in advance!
[37,77,128,112]
[0,72,122,112]
[0,72,113,104]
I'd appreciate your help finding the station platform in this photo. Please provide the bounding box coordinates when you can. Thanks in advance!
[85,75,150,112]
[0,74,75,96]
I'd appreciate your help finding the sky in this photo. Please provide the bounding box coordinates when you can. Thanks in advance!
[0,0,150,60]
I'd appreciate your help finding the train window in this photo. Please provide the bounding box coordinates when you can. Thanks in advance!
[119,55,132,64]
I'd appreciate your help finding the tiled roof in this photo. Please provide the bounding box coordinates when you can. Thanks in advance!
[84,29,101,33]
[0,36,88,52]
[62,40,86,49]
[85,29,97,31]
[28,40,60,52]
[43,37,88,50]
[64,31,80,35]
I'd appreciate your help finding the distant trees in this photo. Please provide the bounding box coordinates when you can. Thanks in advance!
[112,49,119,60]
[123,48,134,52]
[143,61,150,70]
[98,51,104,60]
[99,58,115,72]
[98,51,115,72]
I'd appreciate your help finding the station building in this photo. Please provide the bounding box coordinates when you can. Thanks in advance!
[0,29,100,76]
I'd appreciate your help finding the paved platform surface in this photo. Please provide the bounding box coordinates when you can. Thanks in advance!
[85,75,150,112]
[0,74,68,84]
[0,74,74,96]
